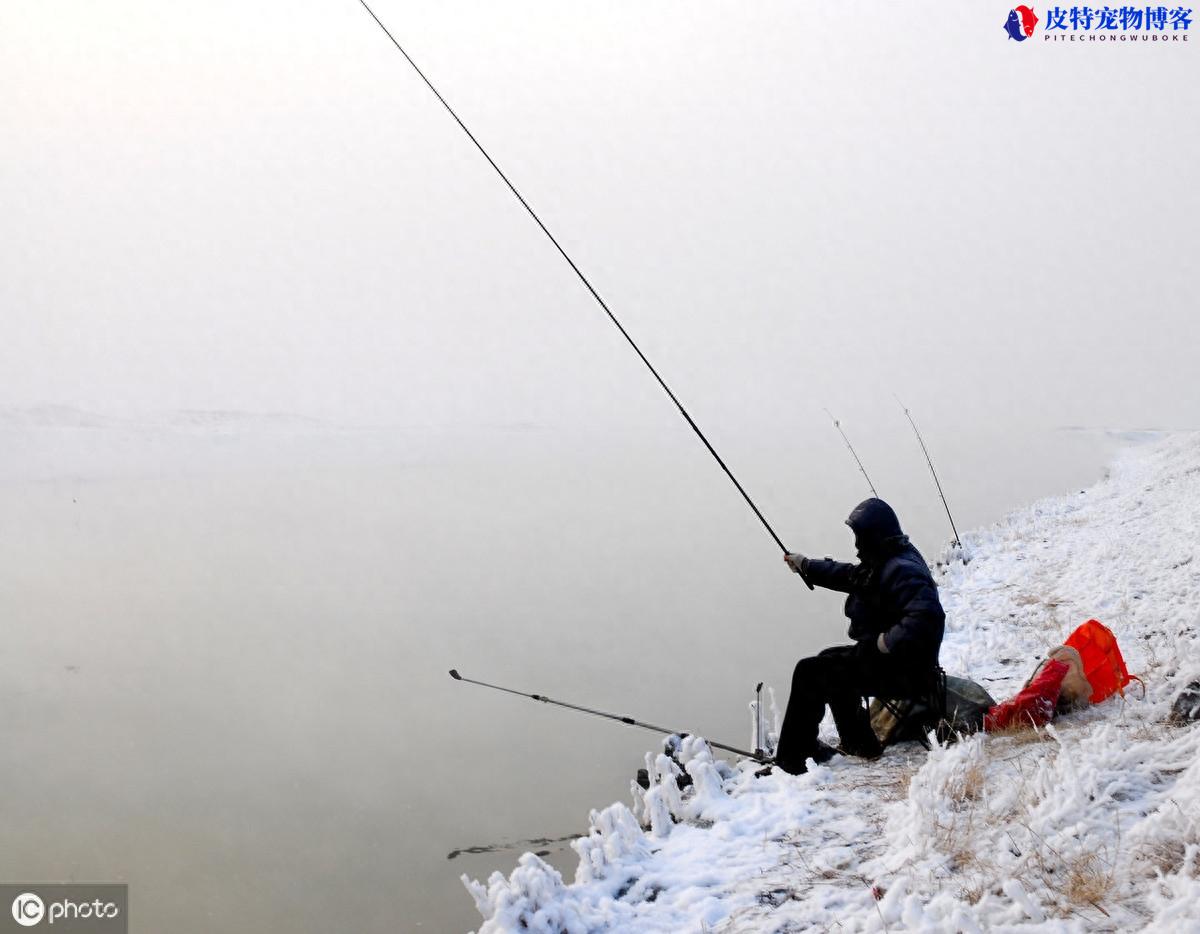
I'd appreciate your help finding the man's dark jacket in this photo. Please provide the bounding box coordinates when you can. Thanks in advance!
[800,498,945,668]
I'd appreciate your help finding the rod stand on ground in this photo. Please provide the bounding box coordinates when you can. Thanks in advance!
[753,681,765,759]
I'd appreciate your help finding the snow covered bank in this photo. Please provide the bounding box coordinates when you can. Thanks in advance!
[465,434,1200,932]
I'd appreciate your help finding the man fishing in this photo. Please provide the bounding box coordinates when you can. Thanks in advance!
[773,498,945,775]
[369,0,965,783]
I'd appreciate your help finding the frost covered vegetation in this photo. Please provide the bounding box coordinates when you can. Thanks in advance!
[464,435,1200,932]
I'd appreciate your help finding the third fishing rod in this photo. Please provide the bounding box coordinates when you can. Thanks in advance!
[353,1,790,555]
[896,398,962,549]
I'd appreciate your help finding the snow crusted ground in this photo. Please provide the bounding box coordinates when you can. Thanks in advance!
[464,434,1200,932]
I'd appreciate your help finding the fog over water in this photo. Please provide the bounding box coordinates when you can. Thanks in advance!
[0,417,1126,931]
[2,0,1196,931]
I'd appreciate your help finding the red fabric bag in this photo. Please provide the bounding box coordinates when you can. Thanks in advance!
[1064,619,1135,703]
[984,659,1069,732]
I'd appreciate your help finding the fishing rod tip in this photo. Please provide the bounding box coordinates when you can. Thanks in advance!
[449,669,462,680]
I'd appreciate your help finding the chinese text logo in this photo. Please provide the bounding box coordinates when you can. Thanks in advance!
[1044,5,1192,30]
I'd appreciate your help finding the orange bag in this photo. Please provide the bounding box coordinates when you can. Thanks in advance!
[1064,619,1138,704]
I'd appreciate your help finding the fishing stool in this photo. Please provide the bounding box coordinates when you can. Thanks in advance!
[870,666,949,750]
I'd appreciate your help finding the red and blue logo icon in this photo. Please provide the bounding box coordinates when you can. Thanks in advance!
[1004,5,1040,39]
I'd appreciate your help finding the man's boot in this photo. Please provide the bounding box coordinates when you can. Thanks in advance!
[838,734,883,760]
[833,703,883,760]
[761,740,840,777]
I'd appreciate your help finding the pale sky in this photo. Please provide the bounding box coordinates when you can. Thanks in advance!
[3,1,1197,432]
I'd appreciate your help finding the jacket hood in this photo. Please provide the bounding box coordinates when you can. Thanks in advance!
[845,498,904,548]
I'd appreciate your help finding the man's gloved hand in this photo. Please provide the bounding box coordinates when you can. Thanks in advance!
[783,553,815,590]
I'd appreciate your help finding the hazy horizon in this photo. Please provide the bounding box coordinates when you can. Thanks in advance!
[3,1,1197,436]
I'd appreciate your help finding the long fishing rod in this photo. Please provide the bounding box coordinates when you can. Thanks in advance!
[823,409,877,497]
[895,398,962,549]
[354,0,789,555]
[449,669,766,762]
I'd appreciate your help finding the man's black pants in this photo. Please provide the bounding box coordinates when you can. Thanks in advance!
[774,644,928,774]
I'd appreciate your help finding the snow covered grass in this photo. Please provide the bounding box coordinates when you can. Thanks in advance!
[464,434,1200,932]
